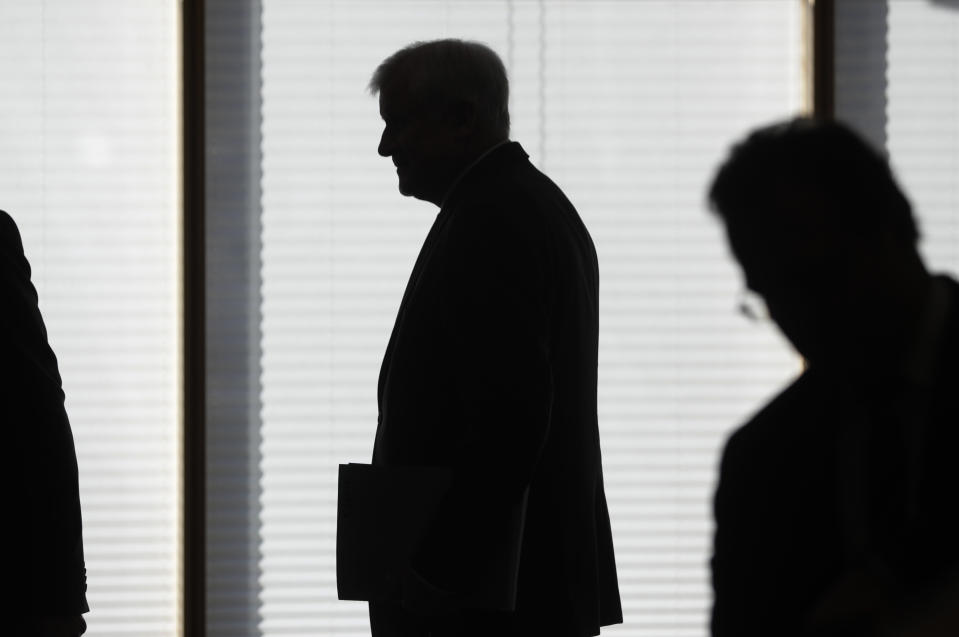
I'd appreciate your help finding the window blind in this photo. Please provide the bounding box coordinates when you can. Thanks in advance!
[256,2,802,635]
[0,3,179,635]
[887,0,959,275]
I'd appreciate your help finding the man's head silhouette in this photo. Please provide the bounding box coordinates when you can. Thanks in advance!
[369,39,510,206]
[709,117,930,373]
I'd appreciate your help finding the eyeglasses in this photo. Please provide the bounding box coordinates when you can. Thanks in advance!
[737,288,769,323]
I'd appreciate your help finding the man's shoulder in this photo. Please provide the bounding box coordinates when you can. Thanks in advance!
[453,147,582,241]
[460,142,571,203]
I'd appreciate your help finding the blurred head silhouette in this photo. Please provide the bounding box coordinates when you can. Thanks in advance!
[709,117,929,373]
[369,39,510,206]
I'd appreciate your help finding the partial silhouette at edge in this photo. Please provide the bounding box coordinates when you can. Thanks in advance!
[708,117,959,636]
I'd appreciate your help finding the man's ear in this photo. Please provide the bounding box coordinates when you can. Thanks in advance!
[443,99,477,137]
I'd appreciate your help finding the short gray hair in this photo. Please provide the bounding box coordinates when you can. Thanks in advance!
[369,39,510,140]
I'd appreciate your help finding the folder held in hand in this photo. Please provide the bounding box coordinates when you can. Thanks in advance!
[336,462,451,602]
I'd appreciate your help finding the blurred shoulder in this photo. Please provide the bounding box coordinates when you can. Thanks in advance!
[721,370,830,465]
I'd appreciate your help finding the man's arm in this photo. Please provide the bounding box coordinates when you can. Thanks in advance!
[1,211,88,626]
[17,615,87,637]
[407,199,553,609]
[711,429,767,637]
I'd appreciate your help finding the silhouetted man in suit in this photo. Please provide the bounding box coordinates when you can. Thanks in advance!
[708,118,959,636]
[2,210,88,635]
[367,40,622,637]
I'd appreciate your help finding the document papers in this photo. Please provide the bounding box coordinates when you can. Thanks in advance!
[336,462,451,601]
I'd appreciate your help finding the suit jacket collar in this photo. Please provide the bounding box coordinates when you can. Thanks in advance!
[439,139,511,208]
[440,141,530,213]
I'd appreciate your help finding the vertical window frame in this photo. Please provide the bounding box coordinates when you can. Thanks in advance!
[183,1,207,636]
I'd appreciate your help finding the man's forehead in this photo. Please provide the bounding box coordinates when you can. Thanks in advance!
[379,80,442,121]
[379,87,409,117]
[378,90,393,115]
[740,185,835,235]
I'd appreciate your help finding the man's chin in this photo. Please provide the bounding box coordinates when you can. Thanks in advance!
[395,171,442,204]
[398,180,431,202]
[397,175,415,197]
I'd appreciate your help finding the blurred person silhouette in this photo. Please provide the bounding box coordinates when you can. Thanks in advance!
[708,118,959,637]
[365,39,622,637]
[2,210,87,635]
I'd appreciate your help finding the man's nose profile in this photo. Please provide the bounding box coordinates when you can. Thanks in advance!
[378,127,393,158]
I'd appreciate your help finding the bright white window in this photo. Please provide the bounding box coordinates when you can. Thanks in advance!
[254,2,802,636]
[0,3,179,635]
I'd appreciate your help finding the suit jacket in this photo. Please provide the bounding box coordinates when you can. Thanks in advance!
[1,210,88,616]
[372,142,622,636]
[711,276,959,636]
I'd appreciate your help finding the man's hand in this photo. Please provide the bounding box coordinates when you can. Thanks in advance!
[881,573,959,637]
[805,566,889,634]
[401,567,461,617]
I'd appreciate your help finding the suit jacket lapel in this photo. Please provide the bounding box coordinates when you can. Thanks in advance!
[373,143,520,458]
[376,206,454,413]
